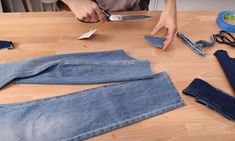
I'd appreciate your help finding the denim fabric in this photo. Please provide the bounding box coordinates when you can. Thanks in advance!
[0,40,14,49]
[0,72,184,141]
[214,50,235,91]
[176,32,215,57]
[183,78,235,121]
[144,35,165,49]
[0,50,154,88]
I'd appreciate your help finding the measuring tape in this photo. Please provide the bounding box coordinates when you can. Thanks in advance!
[217,11,235,33]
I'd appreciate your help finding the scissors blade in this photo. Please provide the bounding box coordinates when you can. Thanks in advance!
[121,15,151,21]
[109,14,151,21]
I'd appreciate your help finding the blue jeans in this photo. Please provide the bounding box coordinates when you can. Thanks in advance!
[0,50,153,88]
[0,72,184,141]
[214,50,235,91]
[0,50,185,140]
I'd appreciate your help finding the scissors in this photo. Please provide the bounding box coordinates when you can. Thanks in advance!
[78,0,151,23]
[214,30,235,48]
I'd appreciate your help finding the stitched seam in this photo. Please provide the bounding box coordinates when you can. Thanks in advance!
[64,100,184,141]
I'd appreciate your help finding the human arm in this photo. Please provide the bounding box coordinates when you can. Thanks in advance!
[151,0,177,50]
[61,0,105,23]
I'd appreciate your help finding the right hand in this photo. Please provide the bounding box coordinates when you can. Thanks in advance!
[62,0,106,23]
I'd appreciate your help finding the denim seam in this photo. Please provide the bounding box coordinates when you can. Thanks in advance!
[64,99,184,141]
[0,72,168,110]
[164,74,184,102]
[122,99,184,121]
[220,108,235,120]
[183,88,222,109]
[61,60,150,65]
[0,61,61,88]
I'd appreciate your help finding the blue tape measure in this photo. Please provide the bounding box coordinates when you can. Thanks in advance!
[216,11,235,33]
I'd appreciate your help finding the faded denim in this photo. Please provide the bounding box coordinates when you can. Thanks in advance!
[214,50,235,91]
[183,78,235,121]
[0,72,184,141]
[0,50,153,88]
[144,35,165,49]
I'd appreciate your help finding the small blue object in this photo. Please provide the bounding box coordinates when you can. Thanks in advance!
[216,11,235,33]
[144,35,165,49]
[0,40,14,50]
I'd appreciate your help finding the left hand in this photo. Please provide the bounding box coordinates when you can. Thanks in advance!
[151,1,177,50]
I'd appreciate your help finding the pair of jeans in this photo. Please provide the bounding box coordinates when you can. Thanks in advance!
[0,50,153,89]
[183,78,235,121]
[214,50,235,91]
[0,50,185,140]
[0,72,184,141]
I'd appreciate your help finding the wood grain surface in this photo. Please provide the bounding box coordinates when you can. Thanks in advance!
[0,11,234,141]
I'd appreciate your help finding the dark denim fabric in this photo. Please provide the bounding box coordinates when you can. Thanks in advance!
[0,50,154,88]
[183,78,235,121]
[214,50,235,91]
[0,72,184,141]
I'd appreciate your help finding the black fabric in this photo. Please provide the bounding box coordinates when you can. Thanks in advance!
[140,0,150,10]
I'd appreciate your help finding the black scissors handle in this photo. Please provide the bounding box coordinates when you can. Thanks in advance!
[77,0,111,23]
[214,30,235,48]
[92,0,111,19]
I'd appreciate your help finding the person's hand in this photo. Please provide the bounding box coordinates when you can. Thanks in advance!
[151,0,177,50]
[62,0,106,23]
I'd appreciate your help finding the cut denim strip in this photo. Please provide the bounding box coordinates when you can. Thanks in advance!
[183,78,235,121]
[0,50,153,88]
[214,50,235,91]
[0,72,184,141]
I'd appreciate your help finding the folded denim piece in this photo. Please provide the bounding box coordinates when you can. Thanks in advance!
[183,78,235,121]
[0,50,154,88]
[144,35,165,48]
[214,50,235,91]
[0,72,184,141]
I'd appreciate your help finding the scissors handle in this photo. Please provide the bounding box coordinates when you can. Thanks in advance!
[101,10,111,18]
[214,31,235,48]
[92,0,111,19]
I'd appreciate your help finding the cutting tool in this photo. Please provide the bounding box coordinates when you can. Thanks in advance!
[101,10,151,22]
[77,0,152,23]
[214,30,235,48]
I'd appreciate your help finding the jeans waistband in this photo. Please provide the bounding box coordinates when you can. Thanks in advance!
[183,78,235,121]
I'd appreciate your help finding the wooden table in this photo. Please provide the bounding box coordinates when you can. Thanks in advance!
[0,11,234,141]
